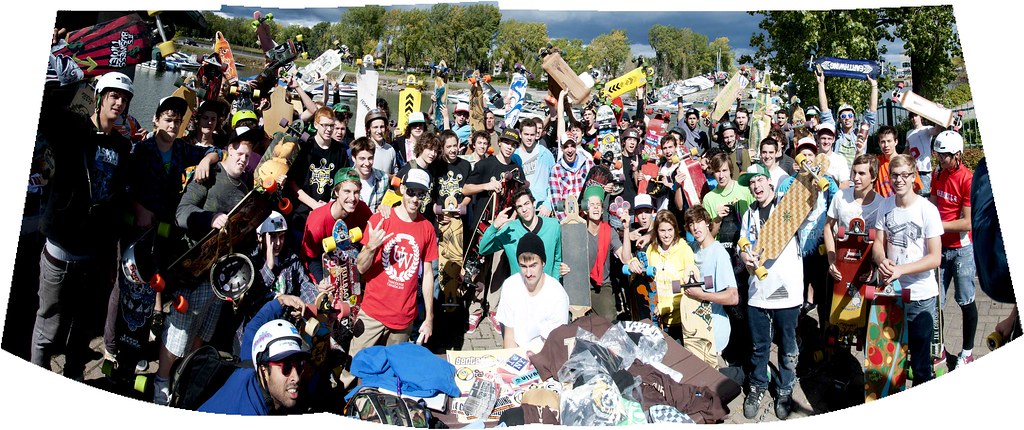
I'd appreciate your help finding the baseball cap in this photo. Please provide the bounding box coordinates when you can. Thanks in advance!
[251,319,309,368]
[582,184,605,203]
[634,194,654,210]
[332,103,352,115]
[795,137,819,155]
[738,163,772,187]
[156,96,188,117]
[516,232,546,263]
[805,106,820,117]
[455,101,470,114]
[498,128,521,144]
[256,211,288,234]
[815,123,836,135]
[837,103,855,115]
[231,126,264,144]
[403,168,431,191]
[407,112,426,125]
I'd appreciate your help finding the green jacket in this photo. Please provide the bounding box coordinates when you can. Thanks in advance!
[478,216,563,279]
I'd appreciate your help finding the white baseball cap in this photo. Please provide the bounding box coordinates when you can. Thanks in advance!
[634,194,654,210]
[455,101,470,114]
[407,111,426,125]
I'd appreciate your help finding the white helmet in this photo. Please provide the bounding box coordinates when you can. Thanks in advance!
[257,211,288,235]
[933,130,964,155]
[251,319,308,368]
[95,72,135,98]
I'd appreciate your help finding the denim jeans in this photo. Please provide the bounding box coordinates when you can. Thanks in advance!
[939,244,976,307]
[905,296,938,385]
[747,305,800,394]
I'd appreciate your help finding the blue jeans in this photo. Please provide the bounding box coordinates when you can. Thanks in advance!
[905,296,938,385]
[747,305,800,394]
[939,244,976,307]
[917,172,932,196]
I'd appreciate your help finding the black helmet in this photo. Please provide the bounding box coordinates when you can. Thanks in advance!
[620,128,641,141]
[717,120,737,134]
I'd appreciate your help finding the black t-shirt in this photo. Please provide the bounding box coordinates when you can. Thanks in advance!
[432,156,471,206]
[291,138,350,213]
[465,155,524,226]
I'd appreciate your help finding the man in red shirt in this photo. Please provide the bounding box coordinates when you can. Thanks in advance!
[929,130,977,369]
[341,169,438,388]
[301,167,372,282]
[875,126,922,197]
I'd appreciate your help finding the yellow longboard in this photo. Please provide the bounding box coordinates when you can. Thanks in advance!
[708,72,747,123]
[396,75,423,135]
[600,65,653,100]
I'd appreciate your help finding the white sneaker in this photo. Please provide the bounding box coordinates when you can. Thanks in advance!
[153,377,170,405]
[956,351,975,369]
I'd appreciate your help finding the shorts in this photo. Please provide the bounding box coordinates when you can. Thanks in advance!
[163,281,221,357]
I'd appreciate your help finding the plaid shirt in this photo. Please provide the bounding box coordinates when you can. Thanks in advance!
[549,155,593,220]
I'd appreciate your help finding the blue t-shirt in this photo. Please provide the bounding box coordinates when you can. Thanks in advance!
[694,241,736,352]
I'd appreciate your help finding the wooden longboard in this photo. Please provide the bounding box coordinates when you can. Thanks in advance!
[709,73,748,123]
[560,193,591,318]
[829,218,874,345]
[541,52,591,105]
[262,85,293,136]
[600,65,652,100]
[170,189,273,278]
[170,79,199,138]
[396,76,422,135]
[740,153,830,280]
[864,278,910,402]
[469,71,485,132]
[668,270,718,367]
[438,196,466,312]
[213,31,239,83]
[898,90,957,128]
[355,55,379,138]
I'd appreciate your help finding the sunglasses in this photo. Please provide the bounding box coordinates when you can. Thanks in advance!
[839,113,855,119]
[406,188,429,199]
[268,357,308,376]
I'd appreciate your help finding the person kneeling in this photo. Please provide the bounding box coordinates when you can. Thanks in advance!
[495,232,570,352]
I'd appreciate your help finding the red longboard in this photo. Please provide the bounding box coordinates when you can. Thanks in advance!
[49,14,154,86]
[827,218,875,349]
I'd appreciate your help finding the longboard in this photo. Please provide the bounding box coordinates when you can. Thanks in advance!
[540,51,592,105]
[738,153,830,280]
[469,71,486,131]
[637,161,660,196]
[433,61,449,130]
[355,55,380,138]
[320,218,363,345]
[809,56,882,80]
[48,14,156,86]
[396,75,423,136]
[560,193,590,319]
[643,115,668,161]
[504,72,529,128]
[828,218,875,349]
[437,196,467,312]
[595,104,621,159]
[600,64,654,100]
[894,85,961,129]
[170,76,200,138]
[213,31,239,83]
[670,270,717,366]
[864,276,911,402]
[262,85,293,136]
[673,149,709,207]
[708,73,748,124]
[296,49,343,90]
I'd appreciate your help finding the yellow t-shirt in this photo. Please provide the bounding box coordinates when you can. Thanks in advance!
[645,240,697,326]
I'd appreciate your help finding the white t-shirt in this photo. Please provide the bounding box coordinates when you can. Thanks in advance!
[874,196,944,301]
[906,126,935,173]
[373,142,397,175]
[495,273,570,350]
[746,163,790,190]
[827,189,888,235]
[740,199,804,310]
[826,151,850,184]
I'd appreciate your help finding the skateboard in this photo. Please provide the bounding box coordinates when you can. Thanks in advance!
[600,63,655,101]
[643,114,668,161]
[504,71,529,128]
[595,104,621,160]
[262,85,294,136]
[582,163,624,197]
[808,56,882,80]
[863,275,912,402]
[68,80,96,119]
[670,270,717,365]
[469,73,503,109]
[624,251,659,327]
[253,37,306,95]
[320,218,364,345]
[636,161,661,196]
[295,49,343,90]
[930,296,947,378]
[355,55,381,138]
[737,153,830,280]
[228,83,262,113]
[561,193,590,319]
[987,322,1020,350]
[171,75,201,138]
[748,73,773,161]
[708,72,748,124]
[893,83,963,130]
[437,196,468,313]
[195,54,226,102]
[396,75,424,135]
[468,71,486,131]
[462,168,525,291]
[252,11,276,59]
[283,303,332,369]
[213,31,239,84]
[672,148,709,207]
[48,14,159,86]
[433,61,449,130]
[539,48,592,105]
[827,218,876,349]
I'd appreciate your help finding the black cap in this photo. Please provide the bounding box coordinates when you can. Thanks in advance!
[156,96,188,117]
[499,128,521,144]
[516,232,546,263]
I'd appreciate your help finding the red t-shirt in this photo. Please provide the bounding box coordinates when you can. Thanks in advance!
[932,164,973,249]
[359,207,439,329]
[302,200,372,261]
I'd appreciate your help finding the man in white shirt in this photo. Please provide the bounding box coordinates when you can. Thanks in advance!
[495,232,569,352]
[813,123,850,189]
[904,111,942,196]
[746,137,789,190]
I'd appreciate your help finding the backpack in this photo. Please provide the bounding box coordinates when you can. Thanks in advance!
[344,387,446,428]
[168,345,248,410]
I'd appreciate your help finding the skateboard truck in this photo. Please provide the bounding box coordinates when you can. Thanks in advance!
[671,273,714,294]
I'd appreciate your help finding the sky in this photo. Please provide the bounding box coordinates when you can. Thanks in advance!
[213,3,908,65]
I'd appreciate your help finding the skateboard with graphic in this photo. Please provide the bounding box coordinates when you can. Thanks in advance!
[827,218,875,349]
[643,114,668,161]
[666,148,709,207]
[863,275,911,402]
[320,218,364,345]
[707,72,748,124]
[892,82,963,130]
[468,71,487,131]
[48,14,160,87]
[213,31,239,84]
[737,153,830,280]
[396,75,424,135]
[462,168,525,292]
[670,270,718,366]
[595,104,621,161]
[355,55,381,138]
[295,49,343,90]
[437,196,468,313]
[433,61,450,130]
[504,69,529,128]
[624,251,659,327]
[561,193,590,319]
[600,62,655,100]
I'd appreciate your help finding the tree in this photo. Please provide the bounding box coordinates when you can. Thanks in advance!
[494,20,548,76]
[549,38,587,73]
[648,25,731,82]
[885,6,962,99]
[585,30,631,77]
[339,5,386,58]
[393,9,429,70]
[459,4,501,72]
[425,4,462,68]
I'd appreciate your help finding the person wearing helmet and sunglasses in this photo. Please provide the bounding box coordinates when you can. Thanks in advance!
[30,71,135,381]
[199,295,310,415]
[929,130,978,370]
[815,68,879,166]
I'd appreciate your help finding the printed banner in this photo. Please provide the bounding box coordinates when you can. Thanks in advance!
[810,56,881,80]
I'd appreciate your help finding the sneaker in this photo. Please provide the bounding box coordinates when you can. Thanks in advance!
[488,311,501,333]
[467,310,483,334]
[956,351,975,369]
[774,393,792,420]
[743,385,766,419]
[153,376,170,405]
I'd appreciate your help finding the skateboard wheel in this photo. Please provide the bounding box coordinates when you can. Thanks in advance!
[817,178,829,191]
[813,350,824,362]
[230,86,239,95]
[279,117,289,127]
[737,237,751,250]
[157,222,172,238]
[754,266,768,280]
[487,146,495,155]
[263,177,278,193]
[864,286,875,301]
[174,76,185,87]
[322,236,337,253]
[295,34,304,42]
[173,296,188,313]
[349,227,363,243]
[622,265,632,276]
[194,87,207,100]
[150,273,165,293]
[158,40,176,57]
[837,225,846,240]
[614,160,622,169]
[278,197,293,215]
[901,286,911,303]
[795,153,807,165]
[356,59,363,66]
[867,228,876,242]
[483,75,492,83]
[134,375,148,393]
[390,175,402,188]
[987,331,1004,351]
[690,147,698,156]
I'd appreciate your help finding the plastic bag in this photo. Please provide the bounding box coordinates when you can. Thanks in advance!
[559,374,625,426]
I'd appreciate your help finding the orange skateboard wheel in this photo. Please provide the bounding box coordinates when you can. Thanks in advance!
[173,296,188,313]
[150,273,165,293]
[263,177,278,193]
[390,175,402,188]
[278,197,293,215]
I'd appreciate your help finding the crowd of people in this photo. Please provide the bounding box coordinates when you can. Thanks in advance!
[26,50,1018,421]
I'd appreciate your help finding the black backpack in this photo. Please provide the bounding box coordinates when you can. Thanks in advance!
[168,345,249,410]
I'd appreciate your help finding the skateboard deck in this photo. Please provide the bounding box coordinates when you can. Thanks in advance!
[739,153,830,280]
[213,31,239,83]
[462,168,525,291]
[296,49,343,90]
[433,61,449,130]
[253,11,276,60]
[669,270,718,366]
[481,78,504,109]
[810,56,882,80]
[600,64,654,100]
[863,277,911,402]
[828,218,875,349]
[637,161,660,196]
[355,55,380,138]
[171,76,200,138]
[595,104,621,159]
[504,72,529,128]
[643,115,668,161]
[628,251,660,327]
[48,14,156,86]
[895,87,960,129]
[262,85,293,136]
[540,51,592,105]
[583,163,623,197]
[469,71,486,131]
[708,73,748,123]
[396,75,423,136]
[320,218,363,344]
[560,193,591,318]
[437,196,467,312]
[68,81,97,119]
[674,150,709,207]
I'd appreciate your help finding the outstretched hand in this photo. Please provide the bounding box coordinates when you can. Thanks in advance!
[366,218,393,251]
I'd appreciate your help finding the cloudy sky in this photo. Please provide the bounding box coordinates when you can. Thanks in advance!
[216,2,907,64]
